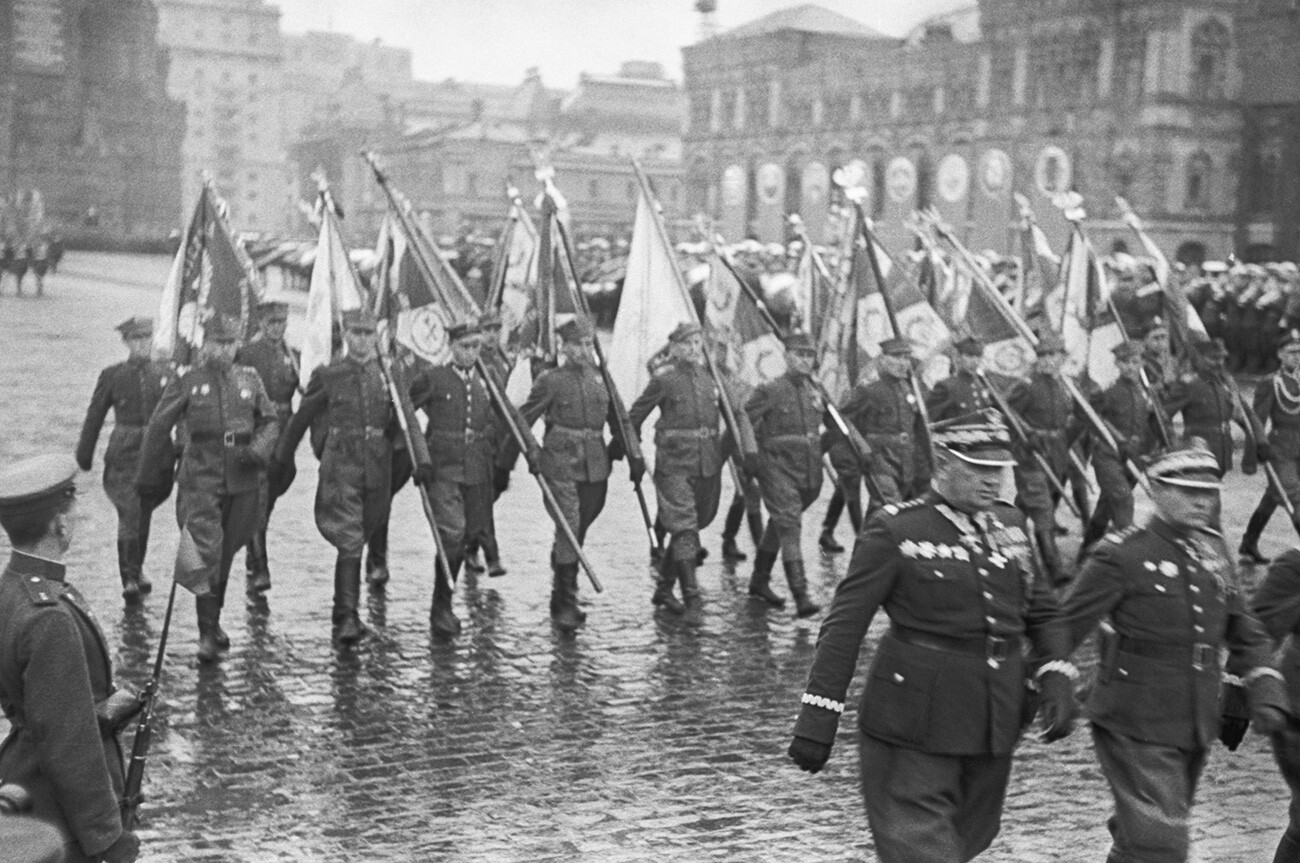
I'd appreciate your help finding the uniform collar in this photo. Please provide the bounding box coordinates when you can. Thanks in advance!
[8,550,66,582]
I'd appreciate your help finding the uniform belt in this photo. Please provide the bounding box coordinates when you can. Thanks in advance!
[890,624,1018,662]
[331,426,387,439]
[190,431,253,446]
[659,428,718,440]
[765,433,818,445]
[1118,636,1218,670]
[429,428,488,442]
[552,425,604,439]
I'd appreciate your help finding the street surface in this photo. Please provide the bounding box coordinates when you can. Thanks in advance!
[0,252,1291,861]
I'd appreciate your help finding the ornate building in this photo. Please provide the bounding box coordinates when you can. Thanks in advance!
[0,0,185,241]
[683,1,1297,262]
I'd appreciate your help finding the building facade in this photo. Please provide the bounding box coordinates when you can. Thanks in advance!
[0,0,185,241]
[683,1,1299,262]
[156,0,291,233]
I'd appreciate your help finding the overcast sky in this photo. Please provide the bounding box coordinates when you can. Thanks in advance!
[273,0,969,87]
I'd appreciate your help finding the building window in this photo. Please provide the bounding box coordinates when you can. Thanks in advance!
[1112,31,1146,103]
[1191,19,1231,100]
[690,95,711,132]
[746,86,769,128]
[588,179,600,200]
[1184,152,1212,209]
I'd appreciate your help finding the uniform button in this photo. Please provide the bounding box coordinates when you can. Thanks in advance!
[29,577,39,583]
[1193,605,1203,614]
[978,568,989,577]
[1194,625,1205,633]
[1190,585,1200,594]
[983,591,993,600]
[985,615,996,625]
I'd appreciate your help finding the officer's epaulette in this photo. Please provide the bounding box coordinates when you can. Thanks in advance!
[1099,525,1142,547]
[20,575,60,607]
[881,497,927,517]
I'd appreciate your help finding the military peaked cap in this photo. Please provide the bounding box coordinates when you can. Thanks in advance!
[115,316,153,339]
[0,454,78,518]
[932,411,1015,467]
[1147,440,1221,490]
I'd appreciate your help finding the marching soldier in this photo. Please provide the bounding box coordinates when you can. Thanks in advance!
[818,424,861,554]
[409,321,500,637]
[462,310,509,578]
[788,415,1075,863]
[1081,341,1164,550]
[518,316,616,632]
[75,317,175,602]
[1060,441,1288,863]
[1240,333,1300,563]
[629,321,754,621]
[234,299,299,596]
[1165,338,1260,477]
[277,310,396,645]
[0,454,142,863]
[745,332,824,617]
[137,314,278,663]
[1006,332,1078,587]
[848,337,928,516]
[926,336,993,420]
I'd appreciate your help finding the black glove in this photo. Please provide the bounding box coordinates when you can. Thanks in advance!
[526,448,542,476]
[412,463,436,486]
[98,831,141,863]
[1257,441,1275,463]
[788,736,831,774]
[1037,671,1078,743]
[742,453,761,478]
[1219,716,1250,751]
[268,457,297,498]
[629,455,646,485]
[76,454,92,472]
[607,437,626,462]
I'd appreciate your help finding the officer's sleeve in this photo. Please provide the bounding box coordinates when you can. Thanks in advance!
[1225,578,1289,714]
[743,383,770,432]
[1253,550,1300,643]
[277,368,328,463]
[136,375,187,488]
[22,611,123,857]
[246,370,280,463]
[792,517,902,746]
[627,376,663,436]
[1254,376,1275,431]
[518,372,553,428]
[1058,539,1129,655]
[75,367,114,470]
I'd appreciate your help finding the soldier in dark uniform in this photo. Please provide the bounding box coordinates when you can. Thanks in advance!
[75,317,175,602]
[788,416,1075,863]
[745,332,824,617]
[1060,442,1288,863]
[518,316,617,632]
[1006,332,1078,587]
[847,337,928,516]
[462,310,510,578]
[0,454,142,863]
[1165,338,1259,476]
[629,322,755,621]
[11,243,29,296]
[29,238,48,297]
[138,314,278,663]
[1240,333,1300,563]
[409,321,500,638]
[277,310,395,645]
[926,336,992,420]
[1082,341,1164,550]
[234,299,299,596]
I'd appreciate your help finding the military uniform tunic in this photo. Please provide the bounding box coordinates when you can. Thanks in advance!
[1166,372,1242,474]
[1006,371,1079,584]
[842,376,925,510]
[1084,377,1161,545]
[0,552,127,863]
[519,362,614,565]
[925,370,992,421]
[1250,549,1300,845]
[746,371,824,560]
[793,496,1066,863]
[1254,370,1300,517]
[75,357,176,539]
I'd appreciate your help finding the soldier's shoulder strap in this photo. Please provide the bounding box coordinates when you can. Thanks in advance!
[18,574,61,607]
[1099,524,1142,548]
[880,497,928,518]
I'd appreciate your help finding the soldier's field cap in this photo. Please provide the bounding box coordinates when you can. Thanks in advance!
[1146,440,1221,490]
[446,320,482,342]
[783,331,816,354]
[204,313,242,342]
[0,454,78,519]
[115,316,153,339]
[668,321,703,343]
[954,336,984,357]
[1036,331,1066,354]
[879,337,913,357]
[932,413,1015,467]
[340,309,377,333]
[256,298,290,320]
[1112,341,1142,361]
[557,316,595,342]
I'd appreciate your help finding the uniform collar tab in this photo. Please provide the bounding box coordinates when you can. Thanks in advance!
[9,550,66,582]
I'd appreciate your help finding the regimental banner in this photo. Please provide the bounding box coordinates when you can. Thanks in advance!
[874,156,917,257]
[968,147,1014,256]
[753,162,786,243]
[933,152,971,241]
[799,161,830,244]
[1030,145,1073,251]
[719,164,747,244]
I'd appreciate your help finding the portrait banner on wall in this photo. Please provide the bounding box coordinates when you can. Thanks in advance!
[720,164,747,243]
[969,148,1014,255]
[934,152,971,240]
[875,156,917,257]
[799,161,830,243]
[754,162,786,243]
[1032,145,1073,250]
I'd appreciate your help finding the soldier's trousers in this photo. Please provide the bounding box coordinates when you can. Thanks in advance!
[105,468,167,542]
[316,478,392,557]
[858,733,1012,863]
[1014,466,1062,585]
[654,470,722,562]
[1091,723,1206,863]
[825,445,863,534]
[178,487,260,605]
[545,479,607,566]
[429,477,491,561]
[757,483,819,562]
[1085,452,1134,546]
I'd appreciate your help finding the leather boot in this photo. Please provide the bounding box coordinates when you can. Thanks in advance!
[117,539,142,603]
[482,534,507,577]
[1273,831,1300,863]
[1240,504,1275,564]
[721,497,747,561]
[746,509,765,547]
[462,540,486,574]
[552,563,583,632]
[430,559,462,639]
[136,517,154,594]
[678,558,703,626]
[651,554,685,615]
[196,596,222,664]
[246,531,271,595]
[365,522,390,588]
[818,529,844,553]
[784,559,821,618]
[821,489,845,552]
[748,549,785,607]
[332,555,365,644]
[721,537,747,562]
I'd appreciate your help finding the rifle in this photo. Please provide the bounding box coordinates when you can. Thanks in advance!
[121,581,178,826]
[1228,378,1295,519]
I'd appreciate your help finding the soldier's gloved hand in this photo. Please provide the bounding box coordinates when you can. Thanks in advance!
[76,454,92,472]
[493,466,512,494]
[96,689,145,735]
[629,455,646,485]
[234,446,266,469]
[1252,704,1290,736]
[742,453,761,477]
[526,449,542,476]
[788,736,831,774]
[606,438,626,462]
[98,831,141,863]
[1219,715,1250,750]
[1257,441,1275,463]
[1037,671,1078,742]
[412,463,436,486]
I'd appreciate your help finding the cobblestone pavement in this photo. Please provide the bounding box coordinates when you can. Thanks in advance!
[0,253,1292,861]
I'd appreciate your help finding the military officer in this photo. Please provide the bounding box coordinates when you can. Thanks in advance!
[1081,341,1165,550]
[234,299,299,596]
[518,315,616,632]
[137,314,278,663]
[1060,442,1288,863]
[629,321,755,621]
[409,321,501,638]
[75,316,175,602]
[1006,332,1079,587]
[1240,333,1300,563]
[0,454,141,863]
[277,309,395,645]
[745,331,824,617]
[845,337,928,516]
[788,415,1075,863]
[926,336,993,420]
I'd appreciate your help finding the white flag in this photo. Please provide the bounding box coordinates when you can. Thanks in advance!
[300,206,364,388]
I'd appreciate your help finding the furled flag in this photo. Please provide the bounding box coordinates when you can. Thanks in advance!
[860,222,952,387]
[1015,196,1062,319]
[793,240,831,339]
[300,191,366,387]
[154,183,257,366]
[372,212,454,369]
[1056,220,1123,387]
[704,256,787,389]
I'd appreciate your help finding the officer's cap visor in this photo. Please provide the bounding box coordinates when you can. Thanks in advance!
[1151,473,1221,491]
[943,446,1016,468]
